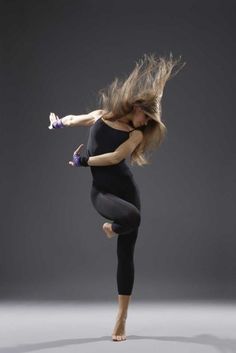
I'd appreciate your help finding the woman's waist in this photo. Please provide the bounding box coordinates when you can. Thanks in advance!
[90,169,134,183]
[91,177,139,199]
[90,167,137,190]
[90,163,133,177]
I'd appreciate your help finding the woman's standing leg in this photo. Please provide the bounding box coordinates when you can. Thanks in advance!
[116,183,141,294]
[110,228,138,340]
[90,183,141,341]
[112,187,141,341]
[116,227,139,295]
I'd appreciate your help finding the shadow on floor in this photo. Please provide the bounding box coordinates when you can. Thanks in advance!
[0,333,235,352]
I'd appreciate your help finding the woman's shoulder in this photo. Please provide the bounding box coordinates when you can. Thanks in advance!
[129,127,144,143]
[90,109,107,123]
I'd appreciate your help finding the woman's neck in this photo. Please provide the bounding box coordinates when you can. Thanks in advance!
[119,113,133,125]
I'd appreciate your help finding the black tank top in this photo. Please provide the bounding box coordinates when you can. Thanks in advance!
[86,117,144,193]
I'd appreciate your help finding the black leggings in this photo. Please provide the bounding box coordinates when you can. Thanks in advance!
[90,182,141,295]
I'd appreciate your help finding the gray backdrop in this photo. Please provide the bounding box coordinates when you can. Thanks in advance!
[1,0,235,301]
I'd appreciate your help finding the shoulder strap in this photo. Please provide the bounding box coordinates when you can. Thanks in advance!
[129,127,144,133]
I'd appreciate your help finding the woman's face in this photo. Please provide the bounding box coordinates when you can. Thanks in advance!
[132,106,152,127]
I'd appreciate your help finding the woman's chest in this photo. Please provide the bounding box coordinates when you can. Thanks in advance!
[87,125,129,155]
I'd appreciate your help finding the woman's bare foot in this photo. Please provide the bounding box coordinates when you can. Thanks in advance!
[102,222,118,239]
[112,315,127,341]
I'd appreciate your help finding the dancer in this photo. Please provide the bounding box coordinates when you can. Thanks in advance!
[48,53,185,342]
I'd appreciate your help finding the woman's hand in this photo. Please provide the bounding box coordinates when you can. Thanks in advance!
[48,112,64,129]
[68,144,89,167]
[68,144,84,167]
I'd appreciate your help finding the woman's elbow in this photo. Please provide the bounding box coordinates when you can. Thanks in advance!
[113,151,127,164]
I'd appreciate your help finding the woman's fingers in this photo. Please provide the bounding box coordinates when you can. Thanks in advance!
[74,144,84,155]
[48,112,57,129]
[48,112,61,129]
[49,112,55,123]
[49,112,59,123]
[69,144,83,167]
[69,144,85,167]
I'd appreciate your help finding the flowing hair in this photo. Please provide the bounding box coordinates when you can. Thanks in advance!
[97,52,186,166]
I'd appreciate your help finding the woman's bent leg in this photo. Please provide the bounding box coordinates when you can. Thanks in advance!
[90,186,141,235]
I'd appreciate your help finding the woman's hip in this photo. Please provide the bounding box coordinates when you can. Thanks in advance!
[90,180,141,211]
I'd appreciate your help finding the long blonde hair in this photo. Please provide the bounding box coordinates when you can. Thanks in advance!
[97,52,186,166]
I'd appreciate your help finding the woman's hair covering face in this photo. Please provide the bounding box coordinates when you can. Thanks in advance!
[97,52,186,166]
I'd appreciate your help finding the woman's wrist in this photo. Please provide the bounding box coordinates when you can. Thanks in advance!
[52,119,65,128]
[72,153,90,167]
[60,115,73,127]
[79,155,90,167]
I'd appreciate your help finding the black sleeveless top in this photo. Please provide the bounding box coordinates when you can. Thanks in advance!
[86,117,144,193]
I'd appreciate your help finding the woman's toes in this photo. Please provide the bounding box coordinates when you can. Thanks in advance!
[102,222,117,238]
[112,334,126,341]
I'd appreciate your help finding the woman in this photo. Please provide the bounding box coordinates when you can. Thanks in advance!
[48,53,186,342]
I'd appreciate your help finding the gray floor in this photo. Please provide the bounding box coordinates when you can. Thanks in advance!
[0,301,236,353]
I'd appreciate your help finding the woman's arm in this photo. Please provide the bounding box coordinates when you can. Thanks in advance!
[61,110,105,127]
[86,130,143,166]
[60,114,93,127]
[87,151,120,166]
